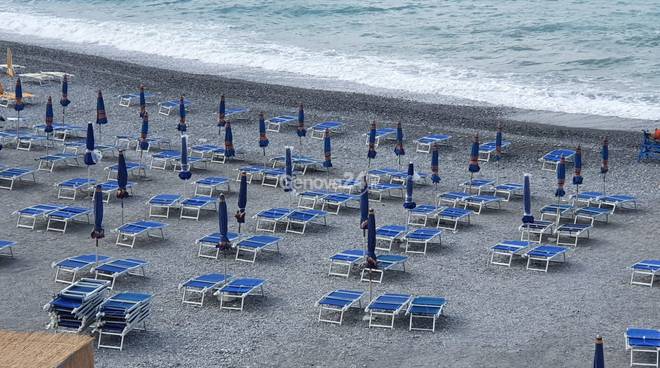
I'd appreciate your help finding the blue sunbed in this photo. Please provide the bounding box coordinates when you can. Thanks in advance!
[320,192,360,214]
[625,327,660,367]
[0,167,36,190]
[436,207,472,232]
[214,278,266,311]
[364,293,413,329]
[14,203,65,229]
[407,204,442,227]
[105,161,146,180]
[463,195,503,214]
[406,296,447,332]
[596,194,638,213]
[179,273,230,306]
[630,259,660,288]
[93,258,148,289]
[403,228,442,255]
[180,196,218,220]
[311,121,344,139]
[195,231,241,259]
[118,92,156,107]
[518,220,555,243]
[375,224,408,251]
[235,235,282,263]
[265,115,297,132]
[158,98,190,116]
[37,153,80,172]
[363,127,397,147]
[56,177,96,200]
[369,182,404,201]
[574,207,610,226]
[94,292,152,351]
[493,183,523,201]
[539,203,574,221]
[555,223,591,247]
[52,254,112,284]
[191,144,227,164]
[524,245,568,272]
[460,178,495,194]
[479,140,511,161]
[43,278,110,332]
[46,206,91,233]
[360,254,408,283]
[316,289,364,325]
[115,220,167,248]
[539,148,575,171]
[489,240,534,267]
[96,180,135,203]
[414,134,452,153]
[329,249,366,278]
[255,207,293,232]
[286,209,328,234]
[147,194,182,218]
[0,240,16,258]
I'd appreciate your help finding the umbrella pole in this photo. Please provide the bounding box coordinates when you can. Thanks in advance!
[602,174,606,195]
[15,110,19,140]
[468,172,474,194]
[62,107,66,126]
[121,198,124,226]
[95,238,99,265]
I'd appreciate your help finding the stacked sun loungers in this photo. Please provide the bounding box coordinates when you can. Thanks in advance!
[195,231,241,259]
[630,260,660,288]
[194,176,230,196]
[624,327,660,367]
[56,177,95,200]
[180,196,218,220]
[115,221,167,248]
[255,207,328,234]
[316,289,364,325]
[414,134,451,153]
[265,115,297,132]
[213,278,266,311]
[94,292,152,351]
[44,278,110,333]
[539,148,575,171]
[93,258,148,289]
[179,273,230,306]
[37,152,80,172]
[0,240,16,258]
[147,194,182,218]
[0,167,36,190]
[310,121,344,139]
[45,206,91,233]
[52,254,111,284]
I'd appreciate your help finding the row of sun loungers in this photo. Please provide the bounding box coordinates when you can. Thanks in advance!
[51,254,148,288]
[489,240,569,272]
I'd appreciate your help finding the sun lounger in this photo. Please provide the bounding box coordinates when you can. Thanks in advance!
[56,177,95,200]
[436,207,472,232]
[265,115,297,132]
[570,191,603,206]
[18,72,53,85]
[216,107,248,120]
[46,206,91,233]
[407,204,443,227]
[0,167,36,190]
[147,194,182,218]
[96,180,135,203]
[369,167,429,186]
[179,273,230,306]
[190,144,227,164]
[40,71,74,81]
[195,231,241,259]
[32,123,84,142]
[328,249,365,277]
[0,240,16,258]
[179,196,218,220]
[403,228,442,255]
[406,296,447,332]
[255,207,292,232]
[114,135,171,152]
[376,224,408,251]
[523,245,568,272]
[364,293,412,329]
[539,203,574,222]
[554,223,591,247]
[369,182,404,201]
[150,150,205,171]
[479,140,511,161]
[539,148,575,171]
[460,178,496,195]
[493,183,523,201]
[285,209,328,234]
[115,221,167,248]
[236,165,268,184]
[44,278,110,333]
[105,161,146,179]
[52,254,112,284]
[235,235,282,263]
[518,220,555,243]
[158,98,190,116]
[489,240,534,267]
[630,260,660,288]
[297,190,333,210]
[624,327,660,367]
[310,121,344,139]
[14,203,65,229]
[271,155,321,175]
[414,134,452,153]
[93,258,148,289]
[320,192,360,214]
[574,207,610,226]
[462,195,502,214]
[333,178,362,194]
[37,153,80,172]
[364,127,397,147]
[595,194,638,213]
[316,289,364,325]
[261,168,288,188]
[94,292,152,351]
[118,92,156,107]
[360,254,408,283]
[437,191,471,207]
[214,278,266,311]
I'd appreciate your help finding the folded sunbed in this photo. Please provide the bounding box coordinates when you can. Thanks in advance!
[518,220,555,243]
[539,148,575,171]
[0,167,36,190]
[37,153,80,172]
[574,207,610,226]
[624,327,660,367]
[285,209,328,234]
[56,177,96,200]
[265,115,297,132]
[115,220,167,248]
[14,203,65,229]
[52,254,112,284]
[105,161,146,180]
[235,235,282,263]
[479,140,511,161]
[493,183,523,201]
[554,223,591,247]
[179,273,230,306]
[403,228,442,255]
[44,278,110,333]
[180,196,218,220]
[414,134,451,153]
[489,240,534,267]
[364,293,413,329]
[158,98,190,116]
[630,260,660,288]
[195,231,241,259]
[147,194,182,218]
[328,249,366,278]
[214,278,266,311]
[310,121,344,139]
[46,206,91,233]
[316,289,364,325]
[94,292,152,351]
[539,203,574,222]
[360,254,408,283]
[406,296,447,332]
[523,245,568,272]
[460,178,495,194]
[255,207,293,232]
[93,258,148,289]
[375,224,408,251]
[118,92,156,107]
[0,240,16,258]
[363,127,397,147]
[96,180,135,203]
[194,176,230,196]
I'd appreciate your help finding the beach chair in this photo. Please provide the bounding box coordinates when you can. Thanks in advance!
[376,225,408,251]
[285,209,328,234]
[297,190,331,209]
[414,134,452,153]
[369,168,428,186]
[216,107,249,121]
[214,278,266,311]
[254,207,292,232]
[179,196,218,220]
[316,289,364,325]
[149,150,179,170]
[147,194,182,218]
[55,177,95,200]
[489,240,534,267]
[40,71,74,81]
[310,121,344,139]
[539,203,574,222]
[493,183,523,201]
[115,221,167,248]
[261,168,287,188]
[406,296,447,332]
[320,192,360,214]
[105,161,146,179]
[0,167,36,190]
[630,260,660,288]
[15,132,48,151]
[178,273,230,306]
[624,327,660,367]
[436,207,472,233]
[235,235,282,263]
[328,249,365,278]
[463,195,503,214]
[570,191,604,206]
[479,140,511,161]
[190,144,227,164]
[14,203,65,229]
[118,92,156,107]
[519,220,555,243]
[403,228,442,255]
[44,278,110,333]
[437,191,471,207]
[333,178,362,194]
[539,148,575,171]
[94,292,152,351]
[368,182,404,201]
[0,240,16,258]
[93,258,148,289]
[407,204,442,227]
[364,127,397,147]
[360,254,408,283]
[265,115,297,132]
[114,135,171,152]
[460,178,496,194]
[554,223,591,247]
[52,254,111,284]
[37,153,80,172]
[638,130,660,162]
[158,98,190,116]
[574,207,610,226]
[236,166,267,184]
[364,293,412,329]
[271,155,321,175]
[595,194,638,213]
[35,123,85,142]
[195,231,241,259]
[18,72,53,85]
[95,180,135,203]
[46,206,91,233]
[523,245,568,272]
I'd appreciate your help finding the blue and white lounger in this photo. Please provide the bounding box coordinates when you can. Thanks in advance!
[369,167,429,186]
[147,194,182,218]
[364,293,412,329]
[261,167,288,188]
[462,195,503,214]
[519,220,555,243]
[630,260,660,288]
[255,207,293,232]
[93,258,148,289]
[44,278,110,333]
[493,183,523,201]
[414,134,452,153]
[369,182,404,201]
[149,150,179,170]
[179,196,218,220]
[118,92,156,107]
[115,221,167,248]
[286,209,328,234]
[14,203,65,229]
[436,207,472,232]
[328,249,365,278]
[403,228,442,255]
[52,254,112,284]
[364,127,397,147]
[105,161,146,179]
[94,292,152,351]
[297,190,333,209]
[0,240,16,258]
[272,155,321,175]
[360,254,408,283]
[35,123,84,142]
[37,153,80,172]
[316,289,364,325]
[624,327,660,367]
[214,278,266,311]
[554,223,591,247]
[574,207,610,226]
[195,231,240,259]
[437,191,471,207]
[489,240,534,267]
[46,206,91,233]
[190,144,227,164]
[158,98,190,116]
[523,245,568,272]
[460,178,495,195]
[114,135,171,152]
[16,133,47,151]
[96,180,135,203]
[0,167,36,190]
[235,235,282,263]
[570,191,604,206]
[539,148,575,171]
[406,296,447,332]
[407,204,443,227]
[236,166,269,184]
[179,273,230,306]
[320,192,360,214]
[56,177,95,200]
[310,121,344,139]
[376,224,408,251]
[333,178,362,193]
[595,194,638,213]
[61,141,116,156]
[479,140,511,161]
[265,115,297,132]
[540,203,574,222]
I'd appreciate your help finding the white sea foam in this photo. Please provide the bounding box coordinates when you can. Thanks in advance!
[2,10,659,122]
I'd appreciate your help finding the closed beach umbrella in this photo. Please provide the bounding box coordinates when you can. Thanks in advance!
[45,96,54,155]
[116,151,129,224]
[96,90,107,125]
[139,111,149,151]
[555,156,566,198]
[284,146,293,193]
[495,123,503,161]
[593,336,605,368]
[366,209,377,268]
[6,48,14,78]
[573,145,583,191]
[323,129,332,168]
[394,122,405,165]
[403,163,416,209]
[235,172,248,233]
[297,103,306,138]
[522,173,534,223]
[177,96,187,133]
[367,121,377,165]
[359,175,369,232]
[218,194,231,275]
[224,120,235,158]
[431,143,440,185]
[91,185,105,264]
[217,95,226,128]
[60,75,70,124]
[469,133,480,173]
[84,123,96,166]
[139,84,146,118]
[178,134,192,180]
[600,137,609,194]
[258,112,269,156]
[13,78,23,137]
